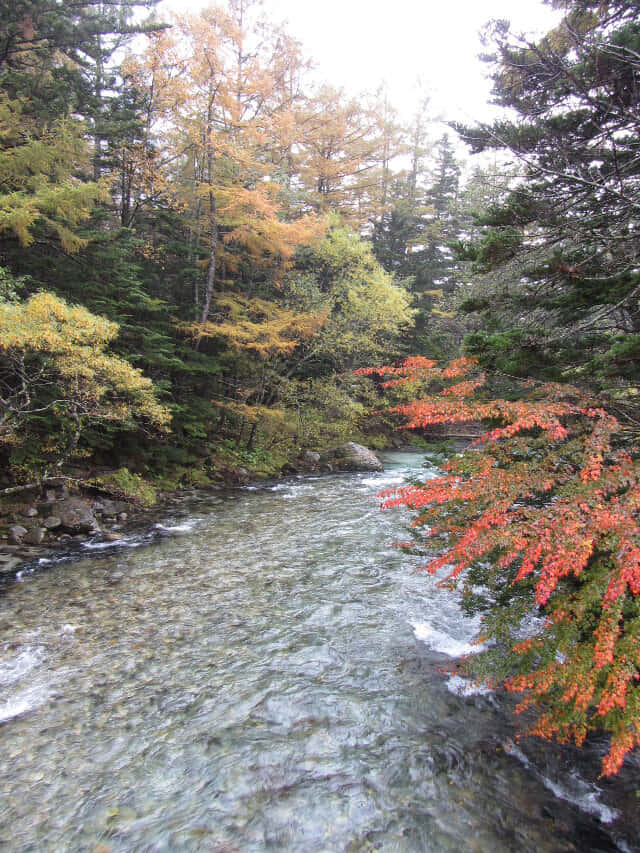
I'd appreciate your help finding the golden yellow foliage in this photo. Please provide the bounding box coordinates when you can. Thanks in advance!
[215,400,291,433]
[0,292,170,436]
[0,96,107,251]
[186,293,326,358]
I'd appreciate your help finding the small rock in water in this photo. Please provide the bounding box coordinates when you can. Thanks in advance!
[43,516,62,530]
[103,532,122,542]
[22,507,38,518]
[23,527,46,545]
[8,525,28,544]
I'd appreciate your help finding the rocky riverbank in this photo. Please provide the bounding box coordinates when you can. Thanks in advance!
[0,442,386,578]
[0,487,146,577]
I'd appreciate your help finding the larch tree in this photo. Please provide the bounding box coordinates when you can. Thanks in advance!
[140,2,322,338]
[293,85,396,230]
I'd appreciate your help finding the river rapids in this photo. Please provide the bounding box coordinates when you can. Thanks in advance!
[0,452,638,851]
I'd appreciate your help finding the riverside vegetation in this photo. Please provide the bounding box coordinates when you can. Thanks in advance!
[1,0,640,783]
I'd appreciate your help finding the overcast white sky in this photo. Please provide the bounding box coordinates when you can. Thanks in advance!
[160,0,562,125]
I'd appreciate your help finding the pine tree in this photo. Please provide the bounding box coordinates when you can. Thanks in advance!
[455,1,640,392]
[371,127,464,359]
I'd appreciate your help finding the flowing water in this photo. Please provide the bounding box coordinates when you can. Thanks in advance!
[0,452,638,852]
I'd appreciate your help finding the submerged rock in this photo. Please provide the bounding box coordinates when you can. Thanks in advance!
[103,532,123,542]
[320,442,383,472]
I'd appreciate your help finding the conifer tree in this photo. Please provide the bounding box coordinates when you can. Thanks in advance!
[456,0,640,392]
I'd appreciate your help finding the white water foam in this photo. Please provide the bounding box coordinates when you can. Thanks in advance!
[362,474,405,488]
[82,537,140,550]
[0,695,34,723]
[0,646,44,686]
[446,675,492,697]
[0,683,53,723]
[154,521,197,534]
[411,620,481,658]
[365,469,439,491]
[0,646,51,723]
[82,520,197,551]
[504,741,620,824]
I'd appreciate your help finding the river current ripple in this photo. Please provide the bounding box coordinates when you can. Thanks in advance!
[0,452,638,852]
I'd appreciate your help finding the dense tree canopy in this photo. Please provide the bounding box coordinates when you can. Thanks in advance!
[0,0,452,484]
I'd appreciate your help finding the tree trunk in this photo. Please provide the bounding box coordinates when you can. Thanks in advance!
[197,186,217,325]
[194,103,218,350]
[247,422,257,450]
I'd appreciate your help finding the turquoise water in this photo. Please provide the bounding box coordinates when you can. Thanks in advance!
[0,453,637,851]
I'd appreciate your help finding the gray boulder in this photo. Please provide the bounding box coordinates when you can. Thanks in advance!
[301,450,321,469]
[321,442,383,472]
[56,498,99,534]
[93,498,127,517]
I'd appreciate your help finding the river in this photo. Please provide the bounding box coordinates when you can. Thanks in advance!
[0,451,637,852]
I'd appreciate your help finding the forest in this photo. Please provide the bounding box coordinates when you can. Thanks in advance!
[1,0,640,776]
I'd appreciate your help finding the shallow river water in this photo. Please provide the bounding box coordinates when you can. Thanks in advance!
[0,452,638,852]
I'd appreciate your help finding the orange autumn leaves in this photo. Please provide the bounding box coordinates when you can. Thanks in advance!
[358,357,640,775]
